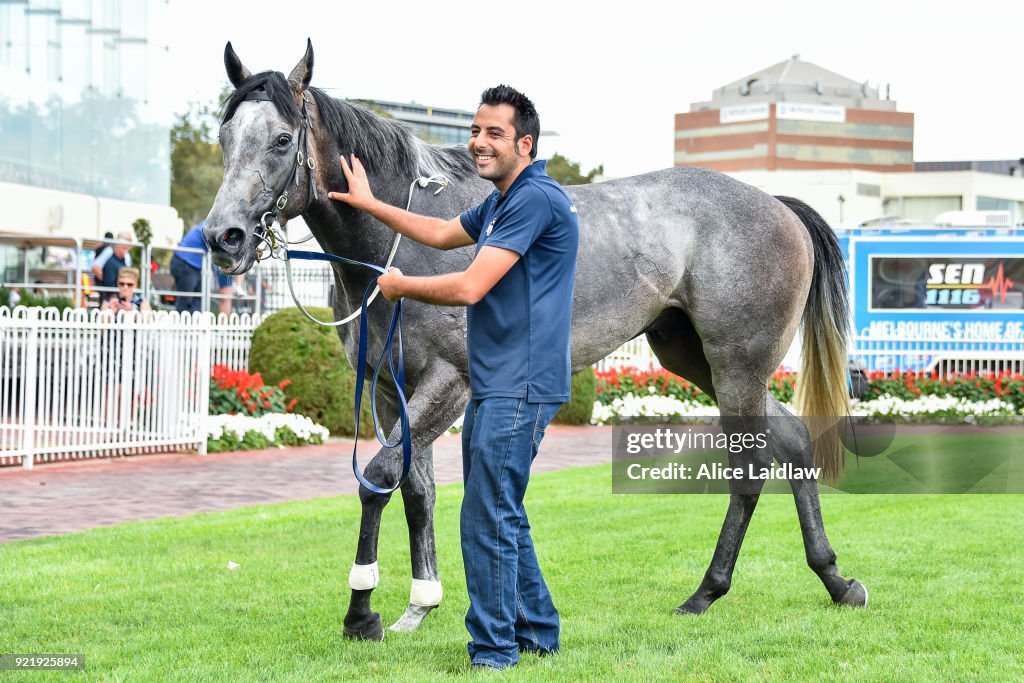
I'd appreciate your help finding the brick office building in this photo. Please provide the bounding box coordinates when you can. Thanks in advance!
[675,56,914,173]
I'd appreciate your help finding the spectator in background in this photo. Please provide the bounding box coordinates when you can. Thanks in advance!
[91,231,133,284]
[101,267,151,313]
[95,232,134,292]
[171,221,235,314]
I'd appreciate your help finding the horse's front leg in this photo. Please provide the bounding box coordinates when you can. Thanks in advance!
[388,448,441,632]
[342,449,396,642]
[342,366,469,640]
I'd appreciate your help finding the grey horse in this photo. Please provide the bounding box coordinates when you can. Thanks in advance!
[204,41,867,641]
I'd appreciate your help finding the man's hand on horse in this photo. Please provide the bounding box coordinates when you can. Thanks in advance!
[328,154,375,210]
[377,267,404,301]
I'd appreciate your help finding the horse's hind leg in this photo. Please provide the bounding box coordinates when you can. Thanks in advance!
[675,385,772,615]
[647,320,771,615]
[766,395,867,607]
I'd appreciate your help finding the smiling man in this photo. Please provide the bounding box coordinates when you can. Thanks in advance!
[329,85,579,671]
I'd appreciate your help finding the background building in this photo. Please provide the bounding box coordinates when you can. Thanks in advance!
[675,55,913,173]
[916,159,1024,176]
[675,56,1024,227]
[730,168,1024,228]
[364,99,475,146]
[0,0,181,245]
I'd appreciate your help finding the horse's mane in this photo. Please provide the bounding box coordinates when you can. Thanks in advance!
[222,71,477,181]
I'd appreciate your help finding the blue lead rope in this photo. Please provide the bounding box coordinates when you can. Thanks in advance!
[287,250,411,495]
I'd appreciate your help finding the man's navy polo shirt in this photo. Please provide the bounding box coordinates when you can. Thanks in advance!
[459,160,579,403]
[100,254,128,289]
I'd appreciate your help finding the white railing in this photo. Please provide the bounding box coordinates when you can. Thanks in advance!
[594,334,1024,377]
[851,334,1024,376]
[594,337,663,372]
[0,306,264,468]
[5,304,1019,470]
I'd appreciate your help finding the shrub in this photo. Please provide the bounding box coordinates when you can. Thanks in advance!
[554,367,597,425]
[248,307,373,437]
[0,288,74,312]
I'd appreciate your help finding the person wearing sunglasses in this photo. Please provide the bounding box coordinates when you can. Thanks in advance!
[101,267,152,313]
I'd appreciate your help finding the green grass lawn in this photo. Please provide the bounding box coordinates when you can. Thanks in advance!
[2,463,1023,681]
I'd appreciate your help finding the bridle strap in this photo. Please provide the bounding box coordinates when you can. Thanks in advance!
[244,88,318,240]
[237,89,451,494]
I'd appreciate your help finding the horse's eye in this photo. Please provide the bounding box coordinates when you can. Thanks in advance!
[276,134,291,147]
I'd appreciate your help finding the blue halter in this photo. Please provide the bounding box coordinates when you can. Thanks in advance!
[288,249,411,495]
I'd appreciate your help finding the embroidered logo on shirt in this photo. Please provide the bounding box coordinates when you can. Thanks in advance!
[486,218,496,236]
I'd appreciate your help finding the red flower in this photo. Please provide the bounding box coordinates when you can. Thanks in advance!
[286,399,298,412]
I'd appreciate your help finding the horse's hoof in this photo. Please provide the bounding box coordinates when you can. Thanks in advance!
[343,612,385,641]
[836,579,869,608]
[389,603,437,632]
[673,597,710,615]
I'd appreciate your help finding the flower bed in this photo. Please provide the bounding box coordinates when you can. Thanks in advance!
[206,413,329,453]
[592,368,1024,424]
[210,365,296,417]
[207,366,328,452]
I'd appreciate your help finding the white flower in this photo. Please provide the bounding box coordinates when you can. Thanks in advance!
[591,395,726,425]
[851,393,1017,418]
[592,391,1019,424]
[206,413,329,448]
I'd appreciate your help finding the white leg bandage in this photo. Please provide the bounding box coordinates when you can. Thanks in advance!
[348,562,379,591]
[409,579,443,606]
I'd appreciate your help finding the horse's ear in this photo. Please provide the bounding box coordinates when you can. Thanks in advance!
[287,38,314,94]
[224,42,251,88]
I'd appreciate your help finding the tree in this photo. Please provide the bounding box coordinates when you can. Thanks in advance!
[545,153,604,186]
[170,98,225,232]
[130,218,152,269]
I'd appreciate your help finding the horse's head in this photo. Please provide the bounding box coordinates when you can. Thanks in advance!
[204,40,319,274]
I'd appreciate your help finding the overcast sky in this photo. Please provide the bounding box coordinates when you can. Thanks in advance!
[164,0,1024,178]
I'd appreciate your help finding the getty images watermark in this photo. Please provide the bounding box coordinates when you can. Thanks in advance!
[621,427,819,482]
[611,417,1024,494]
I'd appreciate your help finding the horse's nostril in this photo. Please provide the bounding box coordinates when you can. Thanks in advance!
[221,227,246,252]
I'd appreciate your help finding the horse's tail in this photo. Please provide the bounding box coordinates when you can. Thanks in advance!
[776,196,850,483]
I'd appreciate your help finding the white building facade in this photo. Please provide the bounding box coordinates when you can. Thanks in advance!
[0,0,182,246]
[728,168,1024,229]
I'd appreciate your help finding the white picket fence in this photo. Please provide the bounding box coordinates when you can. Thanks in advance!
[4,304,1020,469]
[0,306,264,468]
[851,334,1024,375]
[594,333,1023,376]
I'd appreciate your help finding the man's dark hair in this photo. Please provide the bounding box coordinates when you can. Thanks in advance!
[479,85,540,159]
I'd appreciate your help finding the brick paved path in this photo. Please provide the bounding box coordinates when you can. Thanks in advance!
[0,426,612,543]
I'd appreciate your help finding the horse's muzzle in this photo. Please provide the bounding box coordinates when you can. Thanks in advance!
[203,223,256,274]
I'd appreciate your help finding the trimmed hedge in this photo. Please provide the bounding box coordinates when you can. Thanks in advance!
[248,307,373,437]
[554,367,596,425]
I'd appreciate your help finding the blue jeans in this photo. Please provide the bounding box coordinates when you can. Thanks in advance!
[461,397,562,670]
